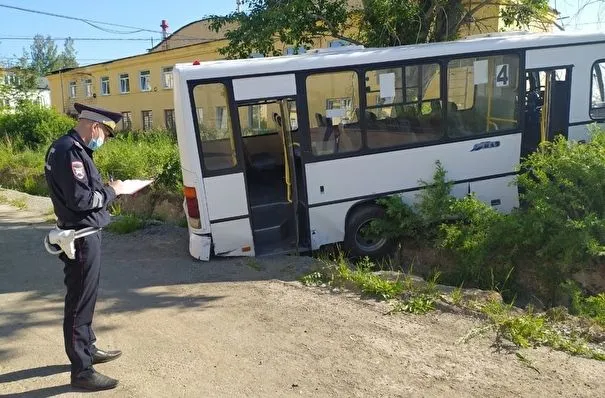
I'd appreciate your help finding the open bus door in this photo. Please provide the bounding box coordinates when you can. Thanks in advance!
[278,99,300,255]
[522,67,572,157]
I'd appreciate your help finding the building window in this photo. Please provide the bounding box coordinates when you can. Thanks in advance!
[196,107,203,125]
[329,40,350,48]
[306,70,362,156]
[285,46,306,55]
[591,60,605,119]
[69,81,77,98]
[84,79,93,98]
[101,76,110,95]
[162,67,173,89]
[4,73,20,86]
[364,63,442,149]
[139,70,151,92]
[215,107,228,130]
[142,110,153,130]
[447,54,519,137]
[120,73,130,93]
[191,83,237,170]
[121,111,132,130]
[165,109,175,130]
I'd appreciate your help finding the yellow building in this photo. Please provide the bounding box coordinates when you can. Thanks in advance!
[46,4,556,131]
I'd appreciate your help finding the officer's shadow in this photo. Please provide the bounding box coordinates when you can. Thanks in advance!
[0,364,95,396]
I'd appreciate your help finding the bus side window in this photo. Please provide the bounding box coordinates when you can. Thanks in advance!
[192,83,238,171]
[447,54,520,137]
[591,60,605,120]
[364,63,443,149]
[305,71,362,156]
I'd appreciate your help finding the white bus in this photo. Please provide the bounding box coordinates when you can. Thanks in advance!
[172,30,605,261]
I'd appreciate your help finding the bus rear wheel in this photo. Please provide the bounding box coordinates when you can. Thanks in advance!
[344,205,394,259]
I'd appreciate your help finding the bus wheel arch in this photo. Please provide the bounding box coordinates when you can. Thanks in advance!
[343,200,395,259]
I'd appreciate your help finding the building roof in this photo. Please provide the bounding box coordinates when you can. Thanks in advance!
[45,39,223,76]
[148,18,233,52]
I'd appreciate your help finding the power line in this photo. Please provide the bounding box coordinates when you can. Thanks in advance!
[0,56,112,62]
[0,4,147,34]
[0,37,162,41]
[0,3,214,41]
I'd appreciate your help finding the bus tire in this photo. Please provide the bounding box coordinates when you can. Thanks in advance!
[344,204,394,259]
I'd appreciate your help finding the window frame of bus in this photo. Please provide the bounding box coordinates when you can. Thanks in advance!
[300,50,524,163]
[589,59,605,121]
[304,69,364,157]
[188,79,244,177]
[446,53,521,138]
[363,62,444,150]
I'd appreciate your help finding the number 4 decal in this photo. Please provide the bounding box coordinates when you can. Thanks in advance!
[496,64,509,87]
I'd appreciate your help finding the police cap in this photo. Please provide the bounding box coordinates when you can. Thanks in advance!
[74,103,122,137]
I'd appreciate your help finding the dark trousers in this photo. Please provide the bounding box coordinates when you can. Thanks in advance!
[59,232,102,377]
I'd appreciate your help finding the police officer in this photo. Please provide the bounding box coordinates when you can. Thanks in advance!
[44,103,128,391]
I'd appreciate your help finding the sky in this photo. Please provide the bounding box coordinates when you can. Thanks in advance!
[0,0,238,66]
[0,0,603,68]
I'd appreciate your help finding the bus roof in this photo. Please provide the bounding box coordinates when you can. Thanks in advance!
[175,30,605,81]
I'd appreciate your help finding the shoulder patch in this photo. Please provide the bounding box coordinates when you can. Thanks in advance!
[71,161,86,180]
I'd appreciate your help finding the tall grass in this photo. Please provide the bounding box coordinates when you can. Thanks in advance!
[0,129,182,196]
[94,130,181,185]
[0,138,47,195]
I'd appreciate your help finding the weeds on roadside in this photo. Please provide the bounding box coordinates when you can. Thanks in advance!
[246,258,263,271]
[564,280,605,327]
[106,214,144,234]
[301,252,439,313]
[0,194,27,210]
[462,299,605,361]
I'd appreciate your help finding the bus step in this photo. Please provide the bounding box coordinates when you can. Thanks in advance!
[254,221,289,244]
[250,201,291,230]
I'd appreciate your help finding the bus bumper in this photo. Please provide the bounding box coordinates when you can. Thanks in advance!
[189,233,211,261]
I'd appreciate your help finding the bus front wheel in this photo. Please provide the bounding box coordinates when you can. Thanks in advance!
[344,205,394,259]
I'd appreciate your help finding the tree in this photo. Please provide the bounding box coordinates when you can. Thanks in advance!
[0,54,38,108]
[209,0,553,59]
[27,35,79,76]
[57,38,78,69]
[29,34,60,76]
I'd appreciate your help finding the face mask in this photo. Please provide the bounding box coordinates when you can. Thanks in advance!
[87,127,105,151]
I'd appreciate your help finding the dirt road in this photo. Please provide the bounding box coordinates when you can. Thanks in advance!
[1,191,604,397]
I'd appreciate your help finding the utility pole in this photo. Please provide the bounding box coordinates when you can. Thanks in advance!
[236,0,241,12]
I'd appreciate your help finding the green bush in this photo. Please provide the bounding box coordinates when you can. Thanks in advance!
[373,125,605,306]
[371,161,454,244]
[94,129,182,192]
[514,127,605,300]
[438,195,520,293]
[564,280,605,326]
[0,126,183,196]
[0,102,76,150]
[0,139,48,195]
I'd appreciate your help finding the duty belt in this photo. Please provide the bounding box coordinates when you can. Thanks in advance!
[44,225,101,260]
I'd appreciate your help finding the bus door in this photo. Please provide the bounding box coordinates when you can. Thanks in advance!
[190,82,255,258]
[522,67,572,156]
[232,74,306,256]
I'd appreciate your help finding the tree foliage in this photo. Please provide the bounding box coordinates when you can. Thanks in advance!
[0,54,38,107]
[209,0,553,59]
[27,34,78,76]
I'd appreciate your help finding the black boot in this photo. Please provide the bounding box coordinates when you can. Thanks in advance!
[71,370,118,391]
[92,347,122,364]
